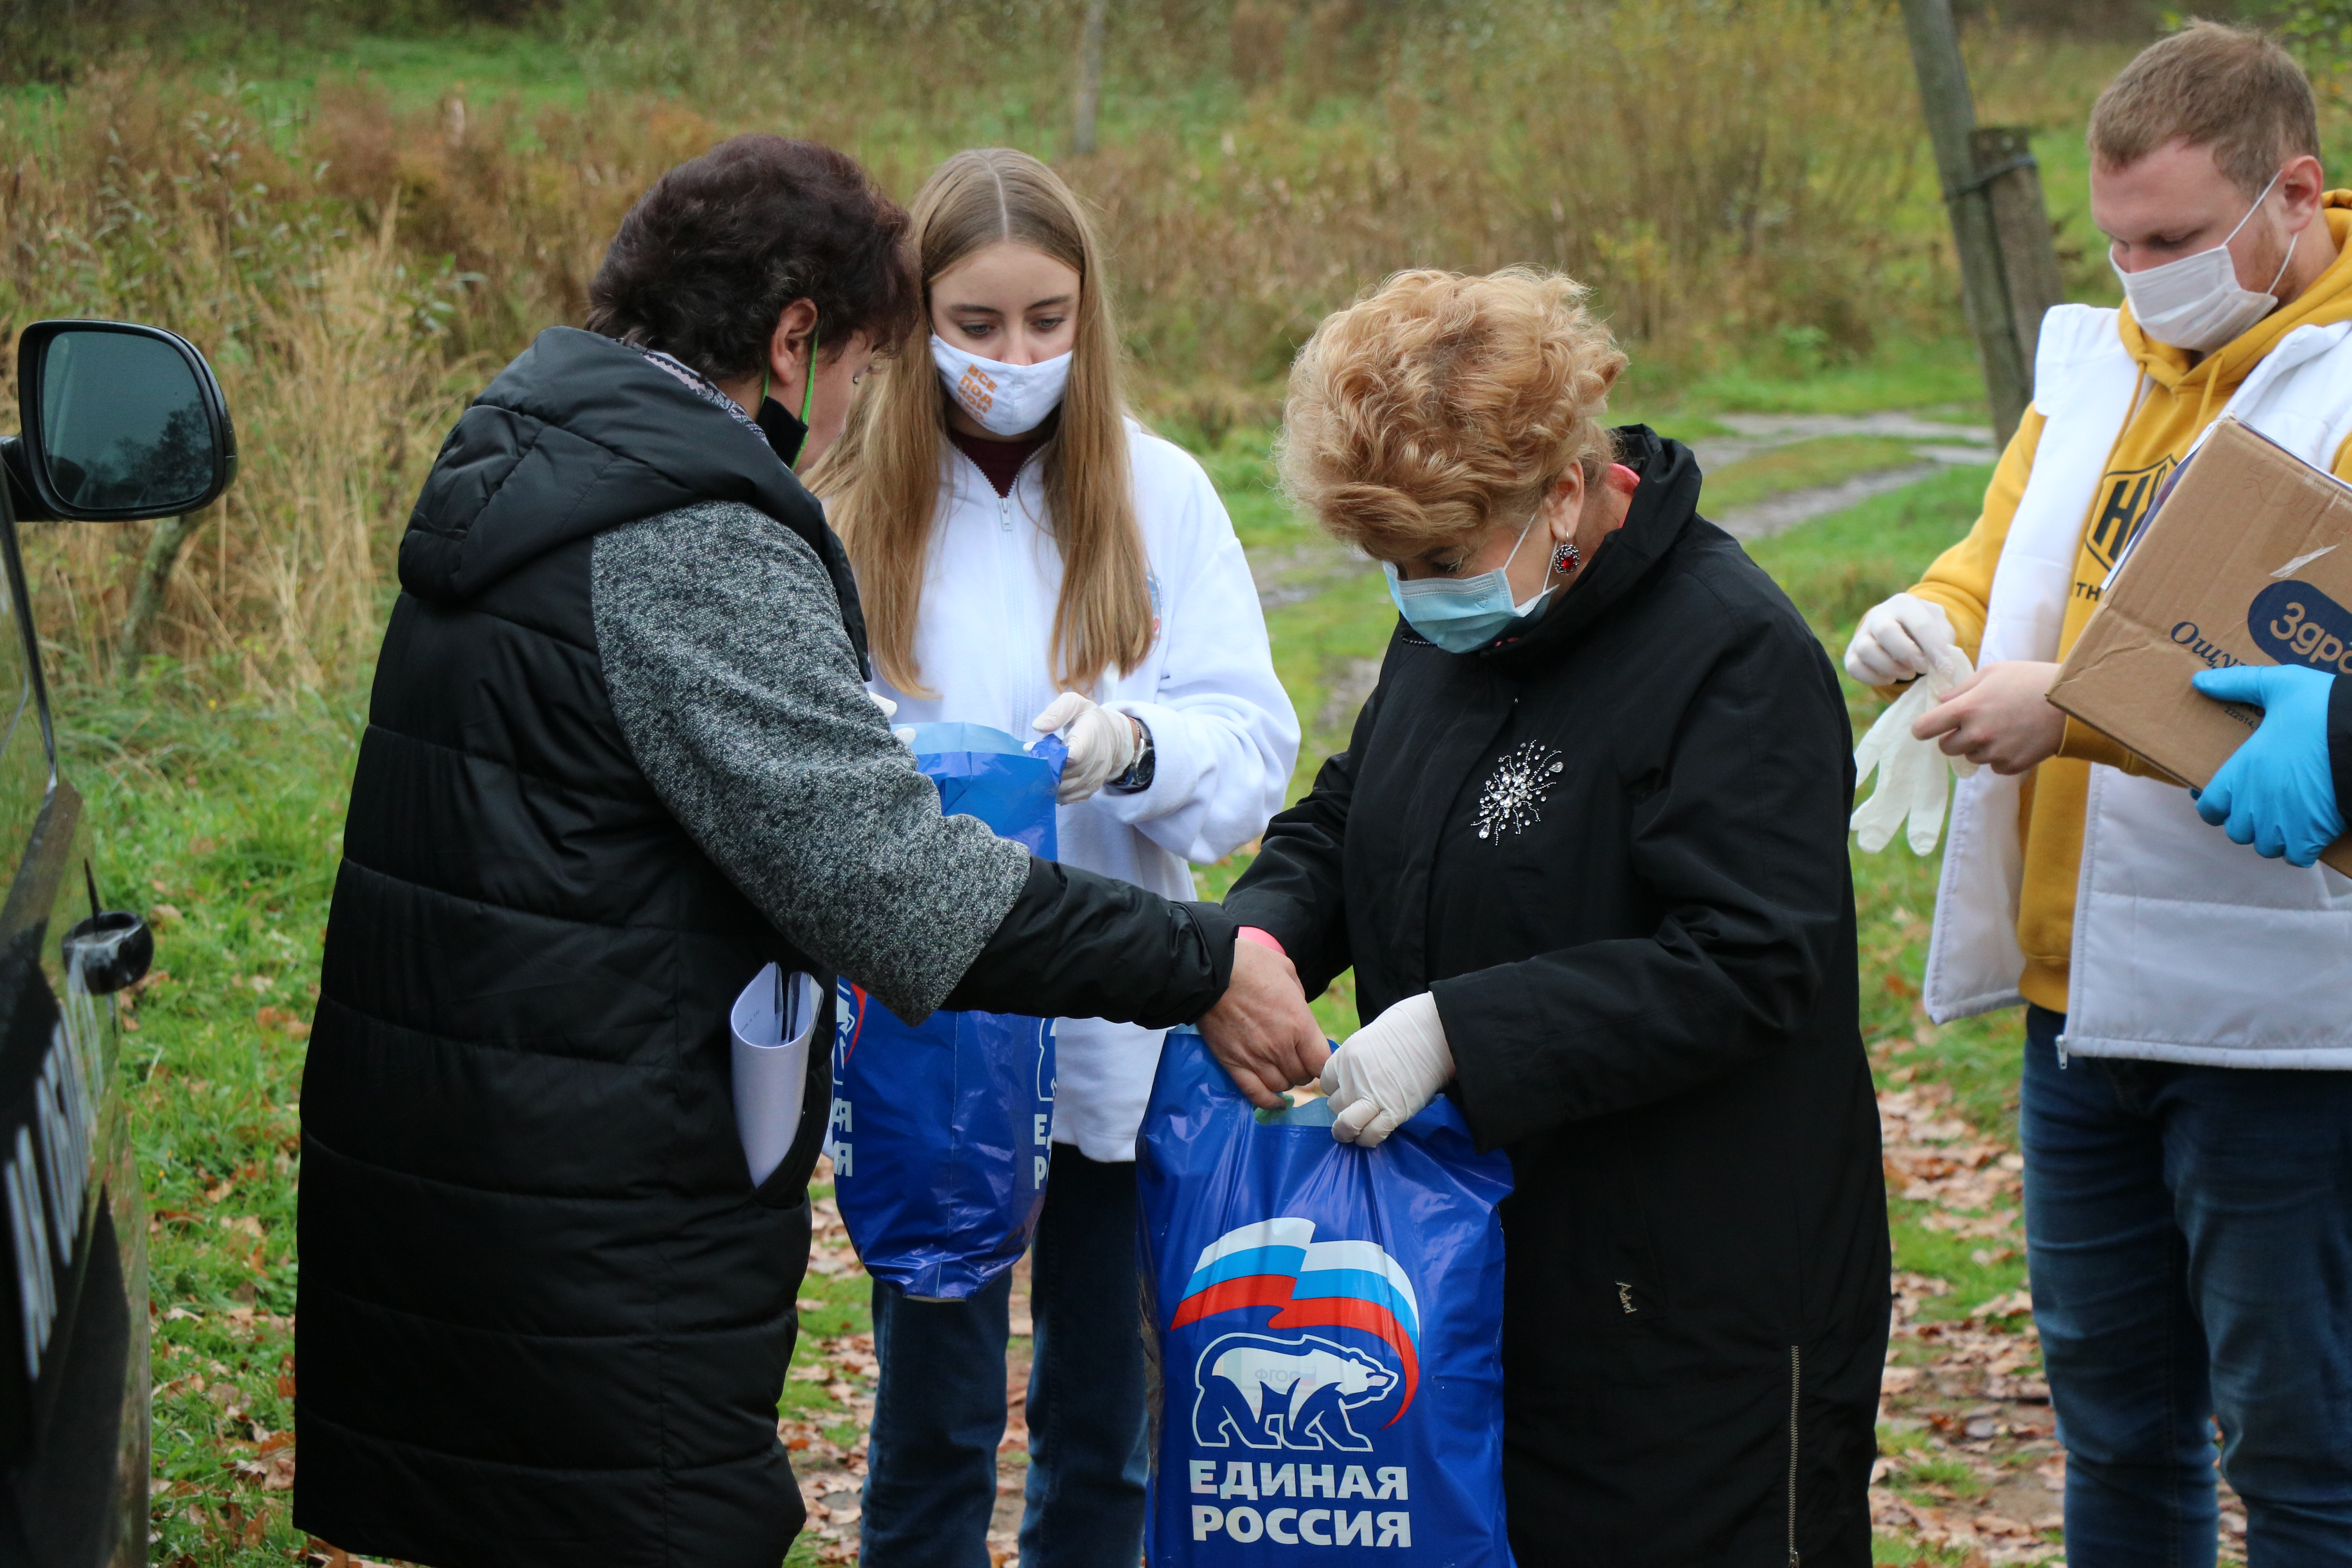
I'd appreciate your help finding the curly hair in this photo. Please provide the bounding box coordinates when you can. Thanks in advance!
[1277,267,1627,561]
[586,134,920,381]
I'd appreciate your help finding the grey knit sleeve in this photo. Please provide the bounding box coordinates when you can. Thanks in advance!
[592,500,1031,1022]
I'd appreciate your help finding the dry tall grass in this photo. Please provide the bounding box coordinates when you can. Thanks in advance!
[0,0,1994,693]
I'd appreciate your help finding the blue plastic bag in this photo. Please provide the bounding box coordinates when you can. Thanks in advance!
[1138,1029,1515,1566]
[826,722,1066,1300]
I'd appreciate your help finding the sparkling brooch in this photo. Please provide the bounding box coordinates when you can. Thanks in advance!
[1475,740,1566,840]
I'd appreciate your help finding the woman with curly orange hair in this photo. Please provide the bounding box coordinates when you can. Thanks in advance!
[1223,268,1889,1564]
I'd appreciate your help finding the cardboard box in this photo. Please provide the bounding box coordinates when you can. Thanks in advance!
[2045,416,2352,877]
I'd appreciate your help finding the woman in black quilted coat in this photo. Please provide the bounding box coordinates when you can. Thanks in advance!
[1225,269,1890,1566]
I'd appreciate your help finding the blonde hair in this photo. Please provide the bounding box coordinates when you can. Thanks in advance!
[1277,268,1626,561]
[810,148,1150,697]
[2089,21,2318,198]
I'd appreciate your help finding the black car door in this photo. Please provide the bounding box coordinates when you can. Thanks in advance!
[0,490,147,1568]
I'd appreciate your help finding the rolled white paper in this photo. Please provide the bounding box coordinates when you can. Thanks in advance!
[731,964,819,1187]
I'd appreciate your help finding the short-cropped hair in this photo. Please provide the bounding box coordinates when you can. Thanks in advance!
[588,134,920,382]
[2089,20,2318,198]
[1278,268,1627,561]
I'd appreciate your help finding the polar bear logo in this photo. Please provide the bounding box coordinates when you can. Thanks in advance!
[1191,1333,1397,1452]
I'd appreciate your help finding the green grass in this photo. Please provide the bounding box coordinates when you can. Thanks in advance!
[260,27,602,109]
[1187,427,1297,555]
[1653,333,1990,418]
[69,672,360,1565]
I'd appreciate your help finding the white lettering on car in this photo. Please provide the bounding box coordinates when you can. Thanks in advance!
[8,1127,56,1378]
[9,1016,103,1383]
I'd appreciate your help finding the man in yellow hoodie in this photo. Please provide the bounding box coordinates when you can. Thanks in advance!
[1845,23,2352,1565]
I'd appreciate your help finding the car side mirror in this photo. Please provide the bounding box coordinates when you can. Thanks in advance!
[7,320,236,523]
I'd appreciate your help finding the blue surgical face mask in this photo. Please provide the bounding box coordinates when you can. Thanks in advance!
[1383,513,1557,653]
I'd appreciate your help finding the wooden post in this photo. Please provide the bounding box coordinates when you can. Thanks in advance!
[1974,124,2067,378]
[114,512,201,675]
[1898,0,2061,447]
[1073,0,1109,155]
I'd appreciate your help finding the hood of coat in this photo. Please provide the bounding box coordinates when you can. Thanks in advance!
[1476,426,1702,671]
[399,327,867,662]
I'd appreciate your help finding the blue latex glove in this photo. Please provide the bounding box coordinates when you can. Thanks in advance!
[2190,665,2345,867]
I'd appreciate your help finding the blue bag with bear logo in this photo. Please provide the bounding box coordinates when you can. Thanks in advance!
[826,723,1065,1301]
[1137,1027,1516,1566]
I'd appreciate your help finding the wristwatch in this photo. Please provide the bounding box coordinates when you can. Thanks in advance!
[1110,715,1155,793]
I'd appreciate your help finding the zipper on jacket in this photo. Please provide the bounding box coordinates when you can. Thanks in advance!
[949,442,1035,536]
[1786,1343,1801,1567]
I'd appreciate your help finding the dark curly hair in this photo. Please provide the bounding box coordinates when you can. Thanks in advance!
[587,134,919,382]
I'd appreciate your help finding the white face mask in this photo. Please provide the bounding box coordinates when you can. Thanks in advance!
[2112,166,2297,354]
[930,334,1073,437]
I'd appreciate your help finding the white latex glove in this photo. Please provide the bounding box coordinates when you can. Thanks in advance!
[1851,646,1979,855]
[1032,691,1141,804]
[1321,993,1454,1149]
[1844,593,1956,687]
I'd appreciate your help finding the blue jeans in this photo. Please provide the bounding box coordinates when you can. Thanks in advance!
[2021,1005,2352,1567]
[859,1145,1149,1568]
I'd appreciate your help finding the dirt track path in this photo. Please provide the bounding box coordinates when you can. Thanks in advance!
[1700,411,1995,540]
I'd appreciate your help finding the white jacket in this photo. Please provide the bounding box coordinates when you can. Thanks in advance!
[1926,303,2352,1065]
[869,421,1300,1156]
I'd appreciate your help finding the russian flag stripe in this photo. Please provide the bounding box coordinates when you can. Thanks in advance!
[1182,1245,1308,1299]
[1169,1274,1294,1328]
[1299,1240,1420,1320]
[1288,1269,1419,1339]
[1188,1217,1316,1272]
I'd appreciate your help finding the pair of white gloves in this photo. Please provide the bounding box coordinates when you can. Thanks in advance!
[871,690,1143,805]
[1844,593,1978,855]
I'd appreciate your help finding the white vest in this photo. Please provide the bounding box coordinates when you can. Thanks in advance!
[1923,303,2352,1066]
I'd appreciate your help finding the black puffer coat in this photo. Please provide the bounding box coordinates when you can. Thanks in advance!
[1226,430,1889,1567]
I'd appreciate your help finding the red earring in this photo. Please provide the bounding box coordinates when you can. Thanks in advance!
[1552,540,1581,576]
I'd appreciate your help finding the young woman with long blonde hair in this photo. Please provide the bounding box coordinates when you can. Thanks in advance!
[811,148,1297,1568]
